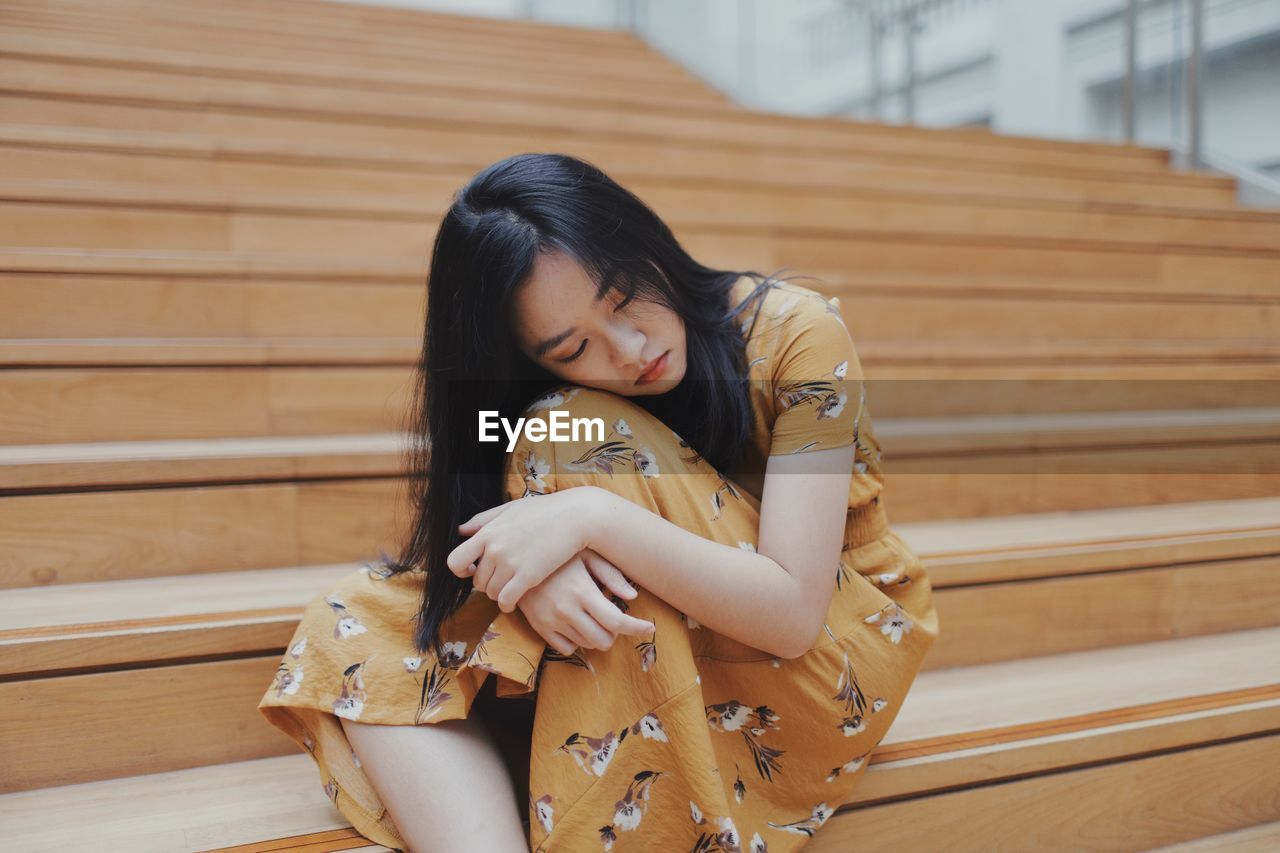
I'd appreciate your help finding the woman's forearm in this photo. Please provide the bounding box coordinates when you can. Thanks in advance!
[579,487,817,659]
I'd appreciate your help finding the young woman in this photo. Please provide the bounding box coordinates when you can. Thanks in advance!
[259,152,940,852]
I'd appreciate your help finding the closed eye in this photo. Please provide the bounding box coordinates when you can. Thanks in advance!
[557,289,635,364]
[558,339,587,363]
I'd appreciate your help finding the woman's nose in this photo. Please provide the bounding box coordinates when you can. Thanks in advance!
[610,326,647,371]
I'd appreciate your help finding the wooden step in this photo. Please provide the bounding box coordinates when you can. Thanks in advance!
[6,173,1276,257]
[0,92,1231,211]
[1147,821,1280,852]
[10,0,1182,172]
[0,564,357,676]
[0,43,1189,179]
[0,121,1239,214]
[4,335,1280,370]
[2,626,1276,848]
[4,200,1274,288]
[4,404,1279,480]
[2,496,1276,672]
[0,14,723,110]
[2,248,1276,301]
[0,468,404,588]
[16,0,695,67]
[145,0,662,55]
[0,434,405,491]
[2,343,1276,445]
[4,254,1278,343]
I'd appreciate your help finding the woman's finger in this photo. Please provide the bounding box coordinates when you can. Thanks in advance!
[457,502,511,534]
[566,607,616,650]
[544,617,589,654]
[484,564,513,602]
[471,552,498,594]
[445,534,485,578]
[580,550,637,600]
[582,590,655,639]
[546,631,577,657]
[495,574,531,613]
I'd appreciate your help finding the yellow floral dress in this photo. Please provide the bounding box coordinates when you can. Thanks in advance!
[258,276,941,852]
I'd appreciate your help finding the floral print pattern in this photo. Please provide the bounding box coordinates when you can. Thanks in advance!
[259,276,940,852]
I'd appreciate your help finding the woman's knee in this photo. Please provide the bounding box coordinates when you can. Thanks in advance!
[504,385,744,514]
[514,386,692,473]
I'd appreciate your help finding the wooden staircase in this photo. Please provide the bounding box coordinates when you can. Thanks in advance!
[2,0,1278,850]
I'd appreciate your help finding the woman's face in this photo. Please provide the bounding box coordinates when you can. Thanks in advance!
[511,250,687,396]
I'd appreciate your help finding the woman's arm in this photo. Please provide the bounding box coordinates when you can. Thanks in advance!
[583,443,855,660]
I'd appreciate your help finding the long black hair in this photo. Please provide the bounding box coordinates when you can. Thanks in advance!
[386,152,801,656]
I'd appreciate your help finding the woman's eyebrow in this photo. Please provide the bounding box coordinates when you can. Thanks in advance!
[532,281,614,358]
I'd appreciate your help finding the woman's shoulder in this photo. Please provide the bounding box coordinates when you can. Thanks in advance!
[731,275,846,357]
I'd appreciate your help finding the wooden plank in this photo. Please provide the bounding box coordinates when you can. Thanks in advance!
[770,233,1280,292]
[2,151,1269,251]
[900,496,1280,584]
[0,365,412,445]
[2,628,1277,846]
[0,754,353,852]
[3,552,1277,678]
[0,655,296,792]
[2,499,1274,675]
[0,51,1183,178]
[0,393,1275,472]
[1148,821,1280,852]
[0,433,404,490]
[852,626,1280,803]
[0,564,355,675]
[1,348,1277,444]
[0,479,405,588]
[0,12,719,107]
[0,271,424,340]
[883,470,1280,523]
[925,554,1280,668]
[10,0,686,66]
[3,267,1276,343]
[3,169,1277,254]
[6,189,1263,262]
[0,248,1273,301]
[817,733,1280,852]
[0,115,1238,211]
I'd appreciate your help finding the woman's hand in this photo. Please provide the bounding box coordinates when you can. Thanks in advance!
[449,487,604,613]
[517,549,655,656]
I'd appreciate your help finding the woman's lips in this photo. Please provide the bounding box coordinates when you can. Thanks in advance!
[636,350,669,385]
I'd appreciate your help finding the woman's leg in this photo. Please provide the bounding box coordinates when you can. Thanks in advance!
[502,386,923,852]
[259,560,547,851]
[340,711,530,852]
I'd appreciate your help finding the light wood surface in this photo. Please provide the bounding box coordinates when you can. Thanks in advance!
[2,627,1276,847]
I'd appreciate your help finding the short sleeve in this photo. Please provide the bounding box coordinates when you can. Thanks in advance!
[768,295,865,456]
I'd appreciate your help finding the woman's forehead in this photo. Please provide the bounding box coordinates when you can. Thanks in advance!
[518,254,610,314]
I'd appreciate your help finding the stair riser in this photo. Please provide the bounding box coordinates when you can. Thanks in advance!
[815,731,1280,852]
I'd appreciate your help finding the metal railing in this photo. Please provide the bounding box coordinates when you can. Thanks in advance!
[838,0,1211,169]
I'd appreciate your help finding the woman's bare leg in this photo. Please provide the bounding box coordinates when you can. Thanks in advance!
[340,712,530,852]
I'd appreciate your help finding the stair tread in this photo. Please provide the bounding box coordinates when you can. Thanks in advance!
[1147,821,1280,852]
[2,624,1276,851]
[3,496,1275,667]
[3,336,1279,363]
[0,563,356,634]
[0,29,1181,170]
[5,179,1279,256]
[0,123,1238,205]
[7,249,1276,303]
